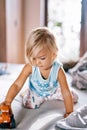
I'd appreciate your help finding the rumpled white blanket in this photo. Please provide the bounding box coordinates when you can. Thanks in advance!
[56,104,87,130]
[69,52,87,89]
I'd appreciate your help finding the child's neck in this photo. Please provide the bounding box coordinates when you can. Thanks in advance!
[39,65,52,79]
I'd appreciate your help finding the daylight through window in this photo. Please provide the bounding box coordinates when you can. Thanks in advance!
[48,0,82,63]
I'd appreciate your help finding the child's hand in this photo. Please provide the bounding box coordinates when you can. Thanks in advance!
[0,101,12,115]
[0,103,16,128]
[64,112,72,118]
[1,101,11,106]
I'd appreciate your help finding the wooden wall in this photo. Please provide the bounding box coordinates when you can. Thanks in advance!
[6,0,24,63]
[0,0,41,64]
[0,0,6,62]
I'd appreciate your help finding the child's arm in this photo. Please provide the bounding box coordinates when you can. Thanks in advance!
[58,67,73,117]
[3,64,32,106]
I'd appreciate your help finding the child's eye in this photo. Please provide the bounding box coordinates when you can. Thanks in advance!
[33,58,36,61]
[40,57,46,60]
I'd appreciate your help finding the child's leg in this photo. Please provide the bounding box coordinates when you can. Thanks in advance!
[22,89,45,109]
[47,87,78,103]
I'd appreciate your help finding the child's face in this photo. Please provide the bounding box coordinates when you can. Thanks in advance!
[32,46,55,70]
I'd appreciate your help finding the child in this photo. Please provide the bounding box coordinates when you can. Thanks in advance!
[1,27,74,118]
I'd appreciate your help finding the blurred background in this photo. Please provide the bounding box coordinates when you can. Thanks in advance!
[0,0,87,67]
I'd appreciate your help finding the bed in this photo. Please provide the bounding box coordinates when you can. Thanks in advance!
[0,63,87,130]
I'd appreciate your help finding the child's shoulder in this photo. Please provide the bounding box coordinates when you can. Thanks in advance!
[24,63,32,68]
[54,60,63,67]
[22,63,32,74]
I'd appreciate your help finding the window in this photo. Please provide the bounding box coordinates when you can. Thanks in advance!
[47,0,82,63]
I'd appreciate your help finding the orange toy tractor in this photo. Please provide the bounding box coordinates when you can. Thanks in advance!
[0,104,16,129]
[0,104,11,123]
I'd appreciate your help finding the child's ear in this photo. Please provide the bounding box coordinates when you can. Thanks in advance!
[51,53,57,60]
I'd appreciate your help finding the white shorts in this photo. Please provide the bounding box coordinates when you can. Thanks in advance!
[22,87,78,109]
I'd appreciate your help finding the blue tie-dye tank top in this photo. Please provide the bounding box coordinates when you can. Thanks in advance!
[29,61,62,97]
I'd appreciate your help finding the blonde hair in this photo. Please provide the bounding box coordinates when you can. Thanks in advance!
[25,27,58,64]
